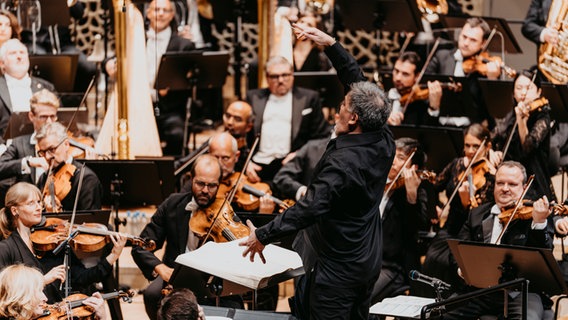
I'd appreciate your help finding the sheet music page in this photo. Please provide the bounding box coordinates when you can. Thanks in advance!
[369,295,435,318]
[175,240,303,289]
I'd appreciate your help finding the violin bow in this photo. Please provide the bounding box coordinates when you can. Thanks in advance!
[402,38,440,113]
[384,148,416,196]
[440,138,488,217]
[495,175,535,244]
[501,72,538,158]
[199,135,260,245]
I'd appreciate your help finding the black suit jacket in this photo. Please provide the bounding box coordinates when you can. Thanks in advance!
[522,0,552,45]
[458,202,554,249]
[246,86,329,152]
[426,48,458,76]
[0,134,36,183]
[0,76,55,144]
[131,192,193,280]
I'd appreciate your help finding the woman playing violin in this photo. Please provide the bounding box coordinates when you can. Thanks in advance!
[35,122,103,212]
[0,265,108,320]
[492,69,555,201]
[0,182,126,304]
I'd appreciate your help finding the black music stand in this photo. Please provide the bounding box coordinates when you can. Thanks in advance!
[389,125,464,173]
[546,83,568,123]
[44,209,112,225]
[447,239,568,296]
[155,51,229,155]
[478,79,514,119]
[336,0,423,32]
[439,16,522,54]
[29,54,79,93]
[2,109,86,140]
[293,71,344,112]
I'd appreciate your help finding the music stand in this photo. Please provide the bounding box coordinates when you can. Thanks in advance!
[389,125,464,173]
[2,109,86,140]
[439,16,522,54]
[447,239,568,296]
[336,0,423,32]
[293,71,344,111]
[44,209,112,225]
[29,54,79,93]
[546,83,568,123]
[478,79,514,119]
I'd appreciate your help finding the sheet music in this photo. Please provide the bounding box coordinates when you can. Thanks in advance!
[175,240,303,289]
[369,295,435,318]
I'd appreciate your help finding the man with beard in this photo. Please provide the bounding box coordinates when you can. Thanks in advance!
[132,154,223,320]
[387,51,442,126]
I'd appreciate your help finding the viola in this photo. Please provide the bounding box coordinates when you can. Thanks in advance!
[399,81,462,105]
[385,170,437,191]
[67,131,96,159]
[30,217,156,255]
[462,52,517,78]
[457,158,494,208]
[39,291,134,320]
[522,97,549,114]
[497,199,534,225]
[43,163,77,213]
[189,198,250,243]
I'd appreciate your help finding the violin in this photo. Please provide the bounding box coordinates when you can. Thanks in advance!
[30,217,156,256]
[457,158,493,208]
[497,199,534,225]
[522,97,549,114]
[462,52,517,78]
[217,172,275,212]
[39,291,134,320]
[385,170,437,191]
[399,81,462,105]
[241,184,295,212]
[189,198,250,243]
[43,163,77,213]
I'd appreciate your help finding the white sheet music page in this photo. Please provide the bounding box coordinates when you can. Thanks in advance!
[369,295,436,318]
[175,240,303,289]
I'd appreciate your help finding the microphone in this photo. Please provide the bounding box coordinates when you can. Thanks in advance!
[409,270,451,290]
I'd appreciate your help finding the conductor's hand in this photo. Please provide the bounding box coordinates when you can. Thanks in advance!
[239,220,266,264]
[291,23,336,47]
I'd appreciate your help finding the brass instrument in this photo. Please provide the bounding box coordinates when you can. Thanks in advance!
[305,0,333,15]
[416,0,448,24]
[538,0,568,84]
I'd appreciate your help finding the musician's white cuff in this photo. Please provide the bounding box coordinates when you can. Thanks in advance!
[296,186,307,201]
[531,220,547,230]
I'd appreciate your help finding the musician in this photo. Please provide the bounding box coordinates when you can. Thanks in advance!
[35,122,102,212]
[241,24,394,320]
[521,0,556,48]
[442,161,553,320]
[425,17,498,128]
[0,39,55,144]
[0,264,108,320]
[106,0,195,156]
[491,69,555,201]
[223,100,255,171]
[0,10,20,48]
[172,0,217,50]
[246,56,330,183]
[371,137,435,304]
[157,288,205,320]
[0,89,58,207]
[0,182,126,304]
[132,154,241,320]
[387,51,442,126]
[208,132,276,213]
[292,13,331,72]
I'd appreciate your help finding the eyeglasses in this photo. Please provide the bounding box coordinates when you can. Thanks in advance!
[19,200,43,209]
[266,73,292,81]
[35,114,58,121]
[37,137,67,157]
[193,180,219,190]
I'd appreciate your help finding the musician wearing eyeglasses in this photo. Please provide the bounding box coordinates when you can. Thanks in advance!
[245,56,330,183]
[442,161,553,320]
[35,122,102,212]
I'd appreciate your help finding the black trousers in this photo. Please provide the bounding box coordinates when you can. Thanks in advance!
[291,270,376,320]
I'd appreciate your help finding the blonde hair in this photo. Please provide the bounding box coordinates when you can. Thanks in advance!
[30,89,60,113]
[0,182,41,239]
[0,264,45,320]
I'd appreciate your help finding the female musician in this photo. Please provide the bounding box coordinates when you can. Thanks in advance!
[0,10,20,47]
[435,123,497,236]
[35,122,103,212]
[292,12,331,72]
[0,265,108,320]
[0,182,126,303]
[492,69,555,201]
